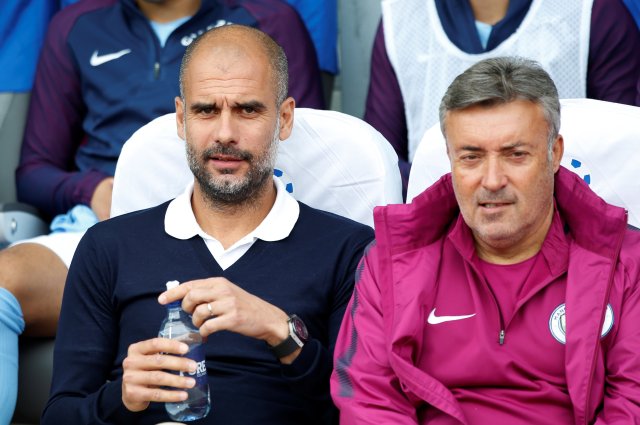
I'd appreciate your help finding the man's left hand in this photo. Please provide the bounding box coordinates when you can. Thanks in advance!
[158,277,291,348]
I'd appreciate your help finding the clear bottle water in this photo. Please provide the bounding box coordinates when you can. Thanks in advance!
[158,280,211,422]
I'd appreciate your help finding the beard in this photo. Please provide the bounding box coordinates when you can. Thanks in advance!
[186,119,280,206]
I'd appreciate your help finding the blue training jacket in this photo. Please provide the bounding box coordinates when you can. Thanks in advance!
[17,0,323,218]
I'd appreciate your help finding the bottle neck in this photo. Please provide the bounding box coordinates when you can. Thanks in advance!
[166,301,182,320]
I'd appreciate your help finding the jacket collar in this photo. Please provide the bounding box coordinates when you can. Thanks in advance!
[120,0,219,21]
[376,166,628,258]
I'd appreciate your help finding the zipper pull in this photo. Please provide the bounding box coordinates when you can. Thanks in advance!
[499,329,505,345]
[154,62,160,79]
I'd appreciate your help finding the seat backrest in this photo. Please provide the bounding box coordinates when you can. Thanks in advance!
[111,108,403,227]
[406,98,640,228]
[0,93,30,203]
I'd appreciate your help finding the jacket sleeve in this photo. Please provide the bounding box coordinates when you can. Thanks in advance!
[281,226,374,424]
[594,260,640,423]
[41,229,140,424]
[331,241,419,424]
[16,10,108,218]
[247,1,325,109]
[587,0,640,107]
[364,21,410,193]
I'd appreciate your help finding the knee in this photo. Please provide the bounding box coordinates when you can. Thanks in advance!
[0,245,29,294]
[0,243,64,303]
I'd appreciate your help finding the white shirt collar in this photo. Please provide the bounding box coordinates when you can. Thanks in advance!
[165,176,300,245]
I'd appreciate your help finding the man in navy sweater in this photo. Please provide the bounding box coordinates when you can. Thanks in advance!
[41,25,373,424]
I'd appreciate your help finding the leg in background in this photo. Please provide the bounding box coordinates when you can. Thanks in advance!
[0,243,68,337]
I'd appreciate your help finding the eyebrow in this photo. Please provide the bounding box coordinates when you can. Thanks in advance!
[188,100,267,113]
[189,101,215,113]
[235,100,267,112]
[458,141,530,152]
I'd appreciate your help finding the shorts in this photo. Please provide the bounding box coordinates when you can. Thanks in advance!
[11,231,86,269]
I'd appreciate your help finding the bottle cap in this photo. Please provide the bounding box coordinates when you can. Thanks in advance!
[166,280,180,291]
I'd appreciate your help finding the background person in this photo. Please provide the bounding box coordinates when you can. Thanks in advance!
[365,0,640,194]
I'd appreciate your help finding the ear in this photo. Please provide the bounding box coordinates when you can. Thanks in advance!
[175,96,186,141]
[277,97,295,141]
[551,134,564,172]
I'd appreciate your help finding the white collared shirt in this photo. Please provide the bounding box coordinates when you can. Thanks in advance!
[165,177,300,269]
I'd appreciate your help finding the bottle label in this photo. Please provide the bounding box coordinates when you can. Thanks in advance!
[184,344,208,384]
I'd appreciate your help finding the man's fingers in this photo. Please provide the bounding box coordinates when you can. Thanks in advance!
[123,384,190,407]
[123,369,196,391]
[198,313,241,338]
[157,280,194,305]
[180,281,236,313]
[158,277,235,310]
[127,338,189,357]
[123,351,197,375]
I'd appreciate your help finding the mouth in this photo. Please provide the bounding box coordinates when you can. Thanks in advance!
[210,154,243,162]
[478,202,512,209]
[207,154,245,173]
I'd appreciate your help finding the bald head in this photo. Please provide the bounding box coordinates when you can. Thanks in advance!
[179,25,289,106]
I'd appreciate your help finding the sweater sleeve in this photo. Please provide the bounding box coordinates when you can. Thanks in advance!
[16,9,108,218]
[41,229,139,424]
[587,0,640,106]
[364,21,410,192]
[281,225,374,424]
[330,241,420,424]
[246,1,325,109]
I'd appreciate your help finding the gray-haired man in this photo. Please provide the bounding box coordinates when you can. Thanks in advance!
[331,57,640,424]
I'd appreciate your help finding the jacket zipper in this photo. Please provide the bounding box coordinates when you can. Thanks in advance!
[154,62,160,79]
[473,265,506,345]
[582,211,627,424]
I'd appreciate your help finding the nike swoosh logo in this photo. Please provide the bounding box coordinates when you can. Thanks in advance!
[90,49,132,67]
[427,308,476,325]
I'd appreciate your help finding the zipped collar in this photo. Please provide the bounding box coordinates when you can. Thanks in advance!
[119,0,219,22]
[376,167,628,259]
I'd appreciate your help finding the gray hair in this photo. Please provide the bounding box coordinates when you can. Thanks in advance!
[179,24,289,106]
[439,57,560,152]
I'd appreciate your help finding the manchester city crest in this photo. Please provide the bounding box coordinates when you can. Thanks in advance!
[549,303,614,344]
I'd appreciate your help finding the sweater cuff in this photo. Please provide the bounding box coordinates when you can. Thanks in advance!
[281,338,323,380]
[97,380,141,422]
[72,170,110,208]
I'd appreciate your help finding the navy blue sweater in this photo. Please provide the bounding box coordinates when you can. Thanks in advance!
[42,201,373,424]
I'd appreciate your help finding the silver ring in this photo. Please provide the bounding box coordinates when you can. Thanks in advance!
[207,303,213,317]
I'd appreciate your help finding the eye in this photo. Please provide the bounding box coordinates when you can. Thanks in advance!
[510,150,528,158]
[196,106,215,115]
[241,106,256,114]
[460,154,479,162]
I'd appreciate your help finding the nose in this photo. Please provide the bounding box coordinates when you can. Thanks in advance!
[481,156,508,191]
[214,110,236,145]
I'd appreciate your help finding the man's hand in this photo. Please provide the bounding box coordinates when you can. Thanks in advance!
[90,177,114,221]
[121,338,196,413]
[158,278,293,355]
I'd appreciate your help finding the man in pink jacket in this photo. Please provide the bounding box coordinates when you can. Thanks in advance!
[330,57,640,424]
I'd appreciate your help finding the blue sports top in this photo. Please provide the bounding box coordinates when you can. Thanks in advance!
[17,0,323,219]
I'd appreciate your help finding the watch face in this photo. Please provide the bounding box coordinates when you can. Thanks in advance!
[291,316,309,342]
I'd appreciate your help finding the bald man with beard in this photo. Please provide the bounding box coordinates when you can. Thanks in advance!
[41,25,372,425]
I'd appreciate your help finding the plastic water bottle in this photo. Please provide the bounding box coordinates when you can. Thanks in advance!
[158,280,211,421]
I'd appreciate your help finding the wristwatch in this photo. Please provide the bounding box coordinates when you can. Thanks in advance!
[270,314,309,358]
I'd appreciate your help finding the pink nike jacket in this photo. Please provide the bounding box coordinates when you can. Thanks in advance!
[331,167,640,424]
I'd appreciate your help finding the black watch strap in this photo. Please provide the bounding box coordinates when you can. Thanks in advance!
[270,314,307,358]
[270,335,301,358]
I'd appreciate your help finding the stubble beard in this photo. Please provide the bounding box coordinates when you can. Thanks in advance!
[186,119,280,209]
